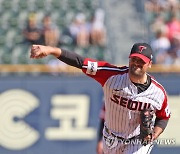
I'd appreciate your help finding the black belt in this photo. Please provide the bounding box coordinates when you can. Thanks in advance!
[104,126,138,142]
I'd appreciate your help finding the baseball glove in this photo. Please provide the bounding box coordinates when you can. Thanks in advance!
[139,109,154,145]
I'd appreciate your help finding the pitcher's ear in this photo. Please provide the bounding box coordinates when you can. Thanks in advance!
[148,61,152,68]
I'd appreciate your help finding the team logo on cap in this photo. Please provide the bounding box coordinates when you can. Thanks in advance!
[138,46,147,53]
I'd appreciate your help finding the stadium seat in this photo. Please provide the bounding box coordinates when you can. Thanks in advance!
[0,48,4,64]
[11,45,25,64]
[1,0,12,11]
[1,47,12,64]
[35,0,45,10]
[19,0,28,10]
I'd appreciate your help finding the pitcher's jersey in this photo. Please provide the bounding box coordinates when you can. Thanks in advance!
[82,58,171,139]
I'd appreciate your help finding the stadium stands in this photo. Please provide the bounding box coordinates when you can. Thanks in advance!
[0,0,105,64]
[144,0,180,65]
[1,0,179,65]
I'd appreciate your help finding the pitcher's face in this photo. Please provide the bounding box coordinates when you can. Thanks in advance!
[129,57,151,77]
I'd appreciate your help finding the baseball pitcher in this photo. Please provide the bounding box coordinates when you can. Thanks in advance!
[30,43,171,154]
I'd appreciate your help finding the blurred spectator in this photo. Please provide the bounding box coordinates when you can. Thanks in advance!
[168,37,180,64]
[41,15,60,47]
[90,8,106,46]
[151,29,171,64]
[68,13,90,47]
[150,15,168,34]
[145,0,174,12]
[167,0,179,11]
[23,13,42,45]
[166,13,180,41]
[145,0,180,64]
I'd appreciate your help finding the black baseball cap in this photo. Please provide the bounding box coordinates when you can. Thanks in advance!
[129,43,153,63]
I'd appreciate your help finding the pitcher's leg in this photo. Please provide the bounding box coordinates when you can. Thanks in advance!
[125,142,154,154]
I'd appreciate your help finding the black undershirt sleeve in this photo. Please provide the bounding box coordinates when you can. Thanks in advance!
[98,119,104,141]
[58,49,85,69]
[154,118,169,130]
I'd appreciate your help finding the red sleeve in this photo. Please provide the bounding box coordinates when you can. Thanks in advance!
[155,92,171,120]
[82,58,128,86]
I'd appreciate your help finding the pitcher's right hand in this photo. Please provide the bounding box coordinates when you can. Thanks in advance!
[30,45,50,59]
